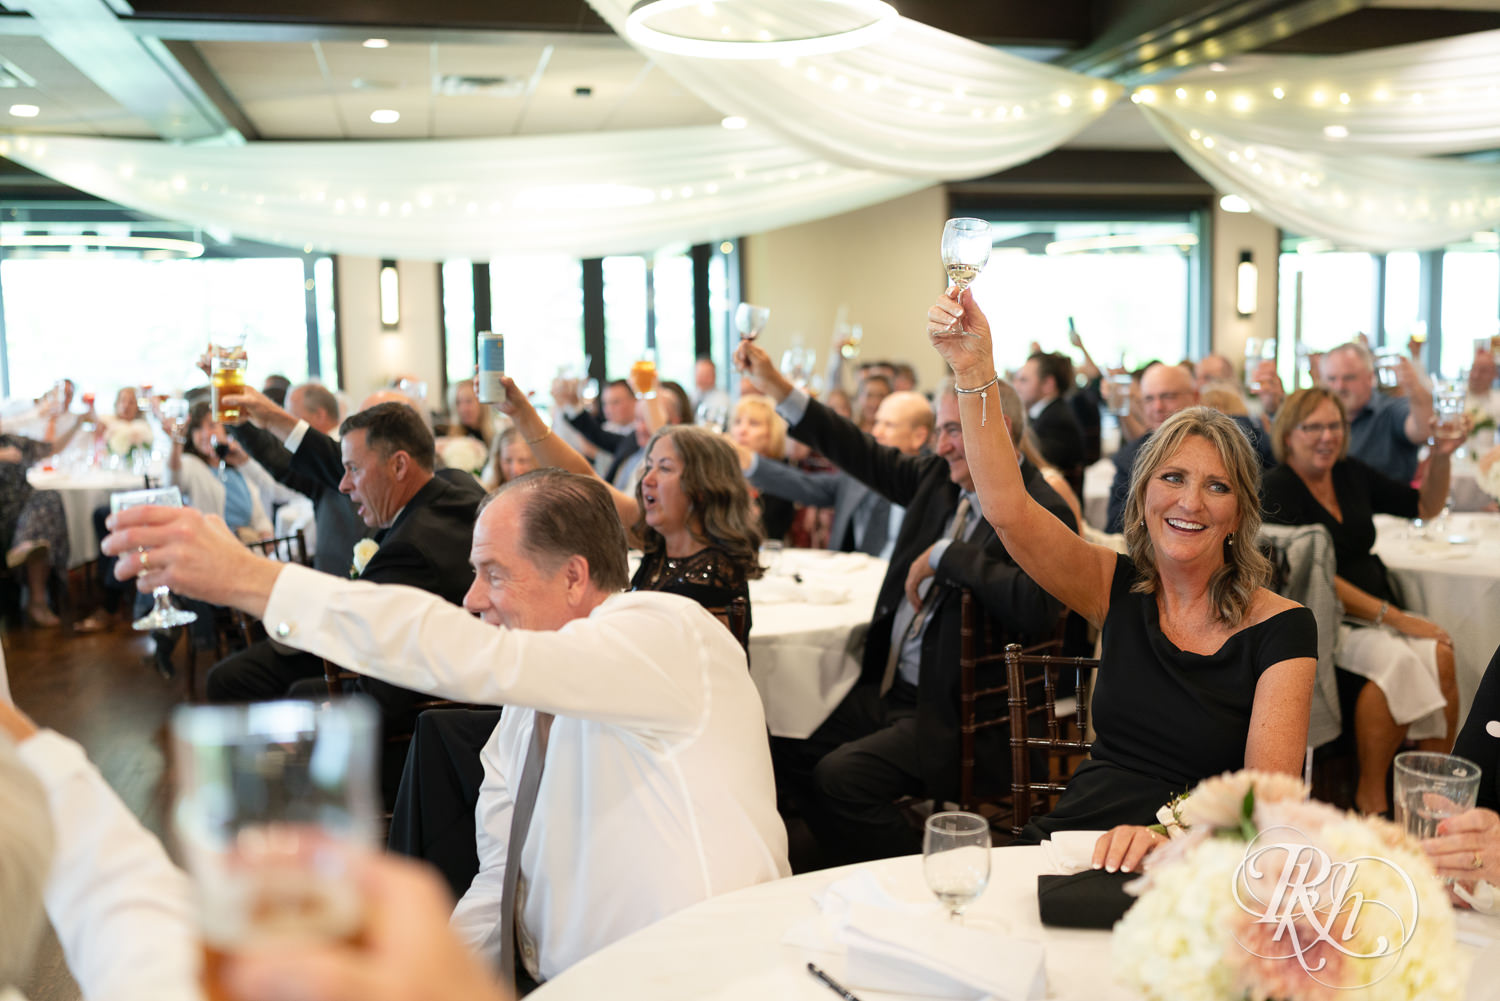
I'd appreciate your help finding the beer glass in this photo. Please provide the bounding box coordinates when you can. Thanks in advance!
[210,334,249,424]
[112,486,197,630]
[171,699,379,1001]
[631,349,658,399]
[1433,381,1468,443]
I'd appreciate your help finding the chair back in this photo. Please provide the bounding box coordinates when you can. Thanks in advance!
[958,589,1012,814]
[1004,642,1096,835]
[246,530,311,566]
[706,595,750,655]
[1255,523,1339,749]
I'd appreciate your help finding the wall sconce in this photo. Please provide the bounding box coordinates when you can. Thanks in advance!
[1236,250,1257,318]
[379,258,401,329]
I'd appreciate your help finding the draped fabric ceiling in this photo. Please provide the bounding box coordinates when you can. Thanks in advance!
[3,7,1499,259]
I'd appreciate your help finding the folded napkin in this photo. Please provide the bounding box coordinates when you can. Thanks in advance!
[1040,830,1107,875]
[751,577,852,606]
[840,903,1046,1001]
[783,869,936,952]
[1036,870,1140,929]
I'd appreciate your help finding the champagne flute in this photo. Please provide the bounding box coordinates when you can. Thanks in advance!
[923,811,991,922]
[840,323,863,361]
[111,486,198,630]
[735,303,770,341]
[940,218,991,334]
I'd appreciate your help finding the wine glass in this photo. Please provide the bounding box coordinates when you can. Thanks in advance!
[760,540,783,577]
[923,811,991,922]
[111,485,198,630]
[940,218,991,333]
[735,303,770,341]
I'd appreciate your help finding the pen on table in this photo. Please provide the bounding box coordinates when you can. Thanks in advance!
[807,962,863,1001]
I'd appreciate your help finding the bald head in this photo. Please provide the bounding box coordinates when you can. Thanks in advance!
[871,390,934,455]
[1140,363,1197,430]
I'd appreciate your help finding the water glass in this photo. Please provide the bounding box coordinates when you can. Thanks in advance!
[172,699,379,1001]
[759,540,783,576]
[1393,751,1481,841]
[112,486,198,630]
[1434,381,1468,443]
[1375,347,1403,390]
[923,811,991,922]
[1108,372,1134,419]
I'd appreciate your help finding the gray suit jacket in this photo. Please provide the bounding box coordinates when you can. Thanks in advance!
[748,456,900,556]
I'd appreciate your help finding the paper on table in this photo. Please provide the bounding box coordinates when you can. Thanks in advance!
[841,902,1046,1001]
[1041,830,1107,875]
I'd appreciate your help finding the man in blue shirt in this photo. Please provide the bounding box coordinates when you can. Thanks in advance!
[1320,342,1434,484]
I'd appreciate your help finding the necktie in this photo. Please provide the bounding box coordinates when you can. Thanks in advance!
[490,711,552,985]
[880,495,971,694]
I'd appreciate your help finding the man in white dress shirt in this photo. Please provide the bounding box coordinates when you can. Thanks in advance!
[104,468,789,985]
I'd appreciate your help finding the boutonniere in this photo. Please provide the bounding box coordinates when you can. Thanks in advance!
[350,538,380,578]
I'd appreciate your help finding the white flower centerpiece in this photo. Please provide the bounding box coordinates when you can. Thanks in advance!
[437,435,488,477]
[105,420,154,466]
[1114,770,1466,1001]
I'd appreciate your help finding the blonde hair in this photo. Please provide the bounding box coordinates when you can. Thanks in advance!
[0,735,53,988]
[1122,407,1272,627]
[731,395,787,460]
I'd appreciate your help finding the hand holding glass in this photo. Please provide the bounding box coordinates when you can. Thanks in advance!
[735,304,770,342]
[1394,751,1480,842]
[923,811,991,921]
[940,218,991,334]
[111,486,198,630]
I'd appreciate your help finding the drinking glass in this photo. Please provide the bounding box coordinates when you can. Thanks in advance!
[1108,372,1134,419]
[735,303,770,342]
[1433,380,1468,444]
[210,334,249,424]
[923,811,991,922]
[1393,751,1480,841]
[631,349,659,399]
[840,323,864,361]
[1245,338,1276,392]
[111,486,197,630]
[696,399,728,433]
[171,699,378,1001]
[1375,347,1403,391]
[940,218,991,334]
[760,540,783,577]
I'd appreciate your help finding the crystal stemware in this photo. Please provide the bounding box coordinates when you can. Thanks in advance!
[111,485,198,630]
[940,218,991,334]
[923,811,991,922]
[735,303,770,341]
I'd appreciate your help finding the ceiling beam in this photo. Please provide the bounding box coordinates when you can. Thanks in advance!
[4,0,241,141]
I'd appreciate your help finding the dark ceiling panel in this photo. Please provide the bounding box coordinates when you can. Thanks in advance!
[123,0,612,32]
[1258,7,1500,52]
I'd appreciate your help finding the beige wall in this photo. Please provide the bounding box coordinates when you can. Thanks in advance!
[334,256,444,403]
[1208,206,1281,380]
[742,186,949,391]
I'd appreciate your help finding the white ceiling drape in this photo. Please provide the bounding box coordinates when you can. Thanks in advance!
[0,127,930,260]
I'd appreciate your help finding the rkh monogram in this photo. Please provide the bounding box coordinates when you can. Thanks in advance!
[1230,825,1420,991]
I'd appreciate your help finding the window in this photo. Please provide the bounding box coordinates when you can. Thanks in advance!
[442,259,477,386]
[603,255,648,380]
[1440,248,1500,378]
[1277,250,1376,354]
[1,256,313,400]
[487,255,585,416]
[652,247,696,388]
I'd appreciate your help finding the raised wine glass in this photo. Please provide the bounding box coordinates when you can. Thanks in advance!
[923,811,991,923]
[111,485,198,630]
[940,218,991,334]
[735,303,770,341]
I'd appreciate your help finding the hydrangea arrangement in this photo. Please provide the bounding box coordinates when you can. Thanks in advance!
[437,435,488,477]
[105,420,153,458]
[1114,770,1466,1001]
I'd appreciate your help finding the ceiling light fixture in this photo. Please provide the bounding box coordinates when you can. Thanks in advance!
[0,234,204,257]
[625,0,898,59]
[1219,194,1252,213]
[720,115,747,129]
[370,109,400,124]
[363,38,389,49]
[8,104,38,117]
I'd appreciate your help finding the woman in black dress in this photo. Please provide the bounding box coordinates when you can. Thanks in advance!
[928,289,1316,873]
[1262,386,1461,815]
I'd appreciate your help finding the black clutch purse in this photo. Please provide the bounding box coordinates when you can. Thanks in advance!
[1036,869,1141,929]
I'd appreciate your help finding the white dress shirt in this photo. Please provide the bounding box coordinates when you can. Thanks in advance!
[16,730,199,1001]
[264,566,790,980]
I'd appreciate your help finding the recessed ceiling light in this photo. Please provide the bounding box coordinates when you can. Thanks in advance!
[721,115,747,129]
[1219,194,1252,213]
[363,38,389,48]
[9,104,39,118]
[370,109,400,124]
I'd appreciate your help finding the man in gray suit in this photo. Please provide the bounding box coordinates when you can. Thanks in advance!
[742,391,933,558]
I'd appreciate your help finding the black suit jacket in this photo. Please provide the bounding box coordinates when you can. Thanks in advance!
[353,473,485,732]
[788,396,1073,801]
[1030,397,1087,489]
[231,422,367,576]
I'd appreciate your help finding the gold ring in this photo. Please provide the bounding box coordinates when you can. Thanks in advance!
[139,549,149,571]
[1473,852,1484,871]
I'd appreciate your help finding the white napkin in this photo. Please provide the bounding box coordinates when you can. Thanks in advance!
[782,869,936,952]
[1041,830,1107,875]
[752,577,852,605]
[840,903,1046,1001]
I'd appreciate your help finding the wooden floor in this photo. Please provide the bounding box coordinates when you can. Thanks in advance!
[6,602,187,1001]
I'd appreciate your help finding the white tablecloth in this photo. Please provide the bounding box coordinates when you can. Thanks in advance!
[25,468,153,568]
[532,843,1500,1001]
[749,549,886,740]
[1374,512,1500,720]
[1082,458,1114,531]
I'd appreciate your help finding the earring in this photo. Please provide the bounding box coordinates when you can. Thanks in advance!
[1226,532,1235,547]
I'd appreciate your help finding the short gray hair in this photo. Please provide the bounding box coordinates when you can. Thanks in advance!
[0,735,53,988]
[488,469,630,592]
[1327,341,1375,373]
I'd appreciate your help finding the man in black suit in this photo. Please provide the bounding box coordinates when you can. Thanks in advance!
[745,390,933,557]
[205,401,482,742]
[737,342,1072,864]
[1014,351,1087,495]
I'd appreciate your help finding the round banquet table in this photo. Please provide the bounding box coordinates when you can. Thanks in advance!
[25,467,155,568]
[1374,512,1500,720]
[529,845,1500,1001]
[748,549,886,740]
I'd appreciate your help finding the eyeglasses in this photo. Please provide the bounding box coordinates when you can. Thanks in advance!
[1295,421,1344,436]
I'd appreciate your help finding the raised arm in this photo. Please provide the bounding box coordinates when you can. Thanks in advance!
[927,290,1117,627]
[1397,356,1435,446]
[1418,418,1467,518]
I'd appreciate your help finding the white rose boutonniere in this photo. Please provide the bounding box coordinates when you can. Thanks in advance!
[351,538,380,578]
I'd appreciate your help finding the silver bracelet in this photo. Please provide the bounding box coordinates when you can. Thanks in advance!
[953,375,1000,427]
[1375,600,1389,626]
